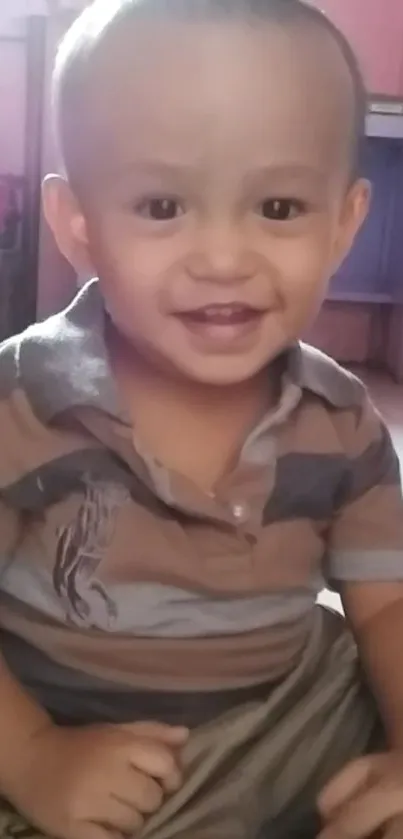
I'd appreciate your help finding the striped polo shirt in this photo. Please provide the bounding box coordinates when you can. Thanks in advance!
[0,279,402,727]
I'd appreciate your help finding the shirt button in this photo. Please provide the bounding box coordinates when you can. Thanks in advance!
[231,502,249,523]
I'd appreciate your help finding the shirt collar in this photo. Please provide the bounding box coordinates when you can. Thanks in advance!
[20,279,125,423]
[19,279,357,423]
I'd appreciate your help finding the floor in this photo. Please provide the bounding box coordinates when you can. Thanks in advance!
[320,366,403,613]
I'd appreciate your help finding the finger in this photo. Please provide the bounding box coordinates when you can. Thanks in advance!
[159,767,183,795]
[119,722,189,746]
[98,798,144,834]
[385,815,403,838]
[70,823,120,839]
[318,756,382,817]
[127,739,182,792]
[112,769,164,815]
[318,785,403,839]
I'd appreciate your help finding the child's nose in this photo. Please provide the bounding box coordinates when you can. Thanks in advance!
[187,222,257,285]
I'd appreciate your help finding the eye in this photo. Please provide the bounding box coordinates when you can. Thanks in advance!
[135,197,184,221]
[259,199,306,221]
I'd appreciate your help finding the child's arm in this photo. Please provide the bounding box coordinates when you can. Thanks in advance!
[0,648,52,783]
[343,581,403,747]
[327,390,403,746]
[0,471,186,836]
[0,499,187,838]
[0,644,187,839]
[0,500,52,782]
[318,583,403,839]
[0,340,187,837]
[318,387,403,837]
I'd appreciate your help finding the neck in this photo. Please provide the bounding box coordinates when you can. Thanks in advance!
[108,323,280,420]
[107,324,283,489]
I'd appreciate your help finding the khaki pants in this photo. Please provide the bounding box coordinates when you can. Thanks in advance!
[0,608,380,839]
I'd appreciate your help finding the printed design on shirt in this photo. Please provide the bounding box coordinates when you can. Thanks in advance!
[54,476,129,629]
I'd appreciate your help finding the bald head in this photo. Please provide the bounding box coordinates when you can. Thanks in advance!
[53,0,367,190]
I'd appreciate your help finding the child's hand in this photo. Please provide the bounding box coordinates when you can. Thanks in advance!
[4,720,188,839]
[318,752,403,837]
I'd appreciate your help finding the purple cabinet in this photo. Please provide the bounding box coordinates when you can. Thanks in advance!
[314,136,403,376]
[385,143,403,304]
[309,0,403,95]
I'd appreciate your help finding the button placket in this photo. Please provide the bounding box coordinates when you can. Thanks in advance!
[231,502,249,524]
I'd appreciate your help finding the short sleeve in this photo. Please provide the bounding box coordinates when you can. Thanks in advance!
[325,390,403,586]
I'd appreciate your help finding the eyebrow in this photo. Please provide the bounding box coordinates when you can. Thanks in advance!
[242,164,329,187]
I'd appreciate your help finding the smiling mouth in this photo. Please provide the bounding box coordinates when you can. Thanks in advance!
[177,303,264,326]
[173,302,267,349]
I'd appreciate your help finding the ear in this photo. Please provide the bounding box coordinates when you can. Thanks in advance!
[331,178,371,274]
[42,175,93,276]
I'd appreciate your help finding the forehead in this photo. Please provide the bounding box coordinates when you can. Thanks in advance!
[73,18,354,186]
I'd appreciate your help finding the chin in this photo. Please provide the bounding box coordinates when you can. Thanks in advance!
[172,356,269,387]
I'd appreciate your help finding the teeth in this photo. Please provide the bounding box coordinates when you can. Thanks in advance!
[204,306,237,318]
[179,303,259,325]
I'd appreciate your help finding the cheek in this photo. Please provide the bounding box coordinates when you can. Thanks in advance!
[269,233,335,327]
[101,269,162,332]
[275,230,336,292]
[87,215,181,298]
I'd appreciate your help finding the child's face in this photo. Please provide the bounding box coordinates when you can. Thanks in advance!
[49,18,369,385]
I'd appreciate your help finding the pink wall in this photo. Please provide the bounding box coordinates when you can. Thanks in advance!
[37,13,77,318]
[0,12,77,317]
[0,19,26,177]
[310,0,403,94]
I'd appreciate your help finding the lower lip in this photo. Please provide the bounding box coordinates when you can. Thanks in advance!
[176,311,265,345]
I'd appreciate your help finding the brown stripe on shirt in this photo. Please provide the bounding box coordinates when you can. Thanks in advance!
[0,391,101,490]
[329,484,403,554]
[1,446,172,519]
[0,630,285,728]
[0,597,315,690]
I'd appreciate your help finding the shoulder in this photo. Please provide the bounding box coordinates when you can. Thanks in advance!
[0,330,24,400]
[297,346,399,502]
[0,281,106,421]
[0,314,61,450]
[296,344,390,464]
[0,307,66,403]
[297,343,366,411]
